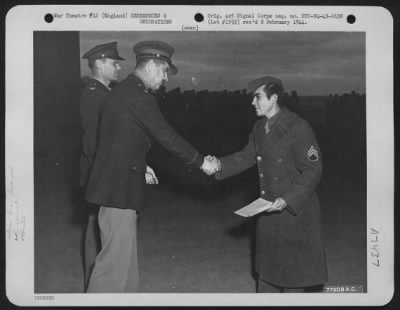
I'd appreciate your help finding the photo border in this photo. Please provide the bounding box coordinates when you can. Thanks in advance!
[5,4,395,307]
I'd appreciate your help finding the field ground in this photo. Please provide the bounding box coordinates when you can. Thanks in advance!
[34,154,367,294]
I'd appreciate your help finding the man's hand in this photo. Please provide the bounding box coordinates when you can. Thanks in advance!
[201,155,221,175]
[145,166,159,184]
[267,197,287,212]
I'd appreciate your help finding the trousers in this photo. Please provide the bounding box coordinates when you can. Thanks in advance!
[83,210,100,291]
[86,206,139,293]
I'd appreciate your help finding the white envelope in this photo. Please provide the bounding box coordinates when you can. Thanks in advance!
[234,198,274,217]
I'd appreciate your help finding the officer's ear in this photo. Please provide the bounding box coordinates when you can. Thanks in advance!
[93,59,105,72]
[146,59,156,73]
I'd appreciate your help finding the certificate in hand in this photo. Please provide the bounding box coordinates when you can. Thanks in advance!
[234,198,274,217]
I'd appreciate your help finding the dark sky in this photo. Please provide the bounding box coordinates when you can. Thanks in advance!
[80,31,365,96]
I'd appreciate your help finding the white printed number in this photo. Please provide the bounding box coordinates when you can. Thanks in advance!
[325,285,363,293]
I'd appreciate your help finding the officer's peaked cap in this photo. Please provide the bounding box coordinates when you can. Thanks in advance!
[133,40,178,75]
[82,41,125,61]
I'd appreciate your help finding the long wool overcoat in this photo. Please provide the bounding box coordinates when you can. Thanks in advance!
[216,107,328,287]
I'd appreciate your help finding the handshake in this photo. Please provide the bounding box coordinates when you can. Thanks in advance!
[201,155,221,176]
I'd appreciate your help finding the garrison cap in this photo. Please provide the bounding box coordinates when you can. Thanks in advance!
[82,41,125,61]
[133,40,178,75]
[248,76,283,93]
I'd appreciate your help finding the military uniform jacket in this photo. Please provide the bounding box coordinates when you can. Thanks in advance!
[216,107,328,287]
[85,74,203,211]
[80,78,110,188]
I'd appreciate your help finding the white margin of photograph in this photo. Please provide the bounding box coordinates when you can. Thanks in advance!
[5,5,394,307]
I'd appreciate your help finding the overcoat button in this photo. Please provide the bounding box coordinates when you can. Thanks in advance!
[257,156,262,161]
[260,173,264,178]
[261,190,265,195]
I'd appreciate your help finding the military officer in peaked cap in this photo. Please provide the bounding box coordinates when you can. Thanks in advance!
[80,41,124,291]
[85,40,210,293]
[204,76,328,293]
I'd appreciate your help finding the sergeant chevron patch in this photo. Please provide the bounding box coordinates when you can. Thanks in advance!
[307,145,319,161]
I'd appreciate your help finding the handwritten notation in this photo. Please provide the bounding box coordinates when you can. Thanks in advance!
[6,167,26,241]
[370,227,380,267]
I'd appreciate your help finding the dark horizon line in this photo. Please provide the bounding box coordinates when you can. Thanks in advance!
[158,87,366,97]
[81,76,366,97]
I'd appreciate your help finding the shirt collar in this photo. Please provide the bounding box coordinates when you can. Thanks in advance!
[131,73,151,93]
[91,78,111,91]
[266,108,282,129]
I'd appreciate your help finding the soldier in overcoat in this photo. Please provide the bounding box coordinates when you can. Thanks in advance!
[209,76,328,292]
[85,41,208,293]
